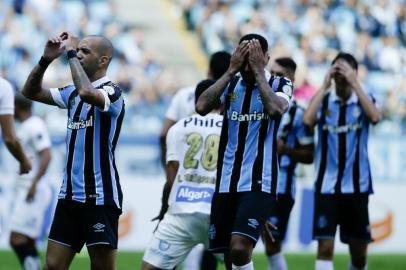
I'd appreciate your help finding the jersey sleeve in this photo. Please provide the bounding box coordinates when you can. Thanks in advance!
[219,84,230,104]
[50,85,75,109]
[271,76,293,104]
[96,83,124,116]
[295,109,314,146]
[165,91,182,121]
[0,79,15,115]
[30,120,52,152]
[166,124,180,163]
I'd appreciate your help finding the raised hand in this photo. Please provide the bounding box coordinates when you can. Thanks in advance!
[321,65,336,91]
[64,31,80,51]
[334,61,358,88]
[42,33,67,62]
[248,39,267,73]
[228,41,250,74]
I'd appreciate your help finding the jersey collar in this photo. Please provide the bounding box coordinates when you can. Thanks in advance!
[238,69,271,86]
[91,76,111,87]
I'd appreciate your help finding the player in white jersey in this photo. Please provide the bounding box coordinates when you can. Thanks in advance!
[158,51,230,270]
[9,94,52,270]
[142,80,222,270]
[0,77,31,174]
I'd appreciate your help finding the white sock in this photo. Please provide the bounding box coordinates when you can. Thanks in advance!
[232,261,254,270]
[23,256,41,270]
[315,259,334,270]
[349,262,368,270]
[268,252,287,270]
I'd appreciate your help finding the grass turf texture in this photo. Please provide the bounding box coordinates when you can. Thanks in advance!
[0,251,405,269]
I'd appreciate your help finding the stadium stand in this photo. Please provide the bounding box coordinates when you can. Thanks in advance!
[174,0,406,134]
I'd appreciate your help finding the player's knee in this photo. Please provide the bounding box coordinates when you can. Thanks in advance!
[318,241,334,259]
[230,244,251,264]
[9,233,28,248]
[44,258,61,270]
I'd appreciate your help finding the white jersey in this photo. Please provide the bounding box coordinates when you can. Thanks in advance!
[16,116,52,188]
[165,86,195,121]
[0,77,15,115]
[166,113,223,215]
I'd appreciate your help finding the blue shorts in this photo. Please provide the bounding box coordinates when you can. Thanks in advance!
[208,191,276,253]
[312,194,372,243]
[267,194,295,240]
[48,199,121,252]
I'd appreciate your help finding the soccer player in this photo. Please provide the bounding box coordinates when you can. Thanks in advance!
[159,51,230,270]
[302,52,381,270]
[21,32,125,270]
[0,76,31,175]
[142,79,222,270]
[263,57,314,270]
[9,94,52,270]
[196,34,293,270]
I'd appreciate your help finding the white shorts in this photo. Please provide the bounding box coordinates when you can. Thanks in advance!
[9,181,53,239]
[143,212,210,269]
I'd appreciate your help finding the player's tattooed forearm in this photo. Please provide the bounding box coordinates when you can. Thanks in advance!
[68,58,92,90]
[27,65,45,89]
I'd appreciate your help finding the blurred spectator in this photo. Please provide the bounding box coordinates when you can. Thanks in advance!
[174,0,406,134]
[0,0,177,136]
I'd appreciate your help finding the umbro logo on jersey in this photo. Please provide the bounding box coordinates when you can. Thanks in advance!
[93,223,105,232]
[248,218,259,229]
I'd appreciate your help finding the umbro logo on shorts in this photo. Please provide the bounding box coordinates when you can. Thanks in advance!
[93,223,105,232]
[247,219,259,229]
[208,224,216,240]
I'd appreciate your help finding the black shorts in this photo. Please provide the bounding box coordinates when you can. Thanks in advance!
[312,194,372,244]
[267,194,295,240]
[48,199,121,253]
[208,191,275,253]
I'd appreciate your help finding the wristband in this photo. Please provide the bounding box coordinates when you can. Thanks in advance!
[67,49,77,59]
[38,56,51,69]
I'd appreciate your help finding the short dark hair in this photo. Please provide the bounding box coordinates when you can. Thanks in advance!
[195,79,220,109]
[209,51,231,80]
[239,33,268,53]
[15,93,32,111]
[332,52,358,70]
[275,57,297,73]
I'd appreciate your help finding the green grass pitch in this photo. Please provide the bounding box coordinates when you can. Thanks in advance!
[0,250,405,269]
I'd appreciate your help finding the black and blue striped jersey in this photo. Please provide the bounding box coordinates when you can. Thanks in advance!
[50,76,125,208]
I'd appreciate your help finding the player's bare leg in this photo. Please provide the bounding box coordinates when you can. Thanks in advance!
[44,240,75,270]
[88,246,117,270]
[229,234,254,269]
[316,239,335,270]
[10,232,40,269]
[348,240,368,269]
[264,236,286,269]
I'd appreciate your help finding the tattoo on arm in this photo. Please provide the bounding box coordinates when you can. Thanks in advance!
[22,65,56,105]
[68,58,93,90]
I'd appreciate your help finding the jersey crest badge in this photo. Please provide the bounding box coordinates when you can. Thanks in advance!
[282,85,293,97]
[228,92,238,102]
[103,86,115,96]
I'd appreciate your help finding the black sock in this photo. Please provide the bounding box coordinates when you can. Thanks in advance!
[11,243,40,270]
[200,250,218,270]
